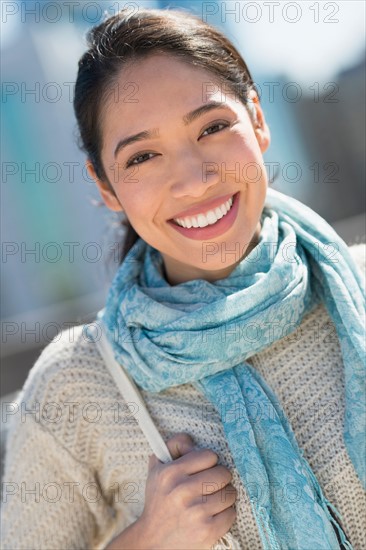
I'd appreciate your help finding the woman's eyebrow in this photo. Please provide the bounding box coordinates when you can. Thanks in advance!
[113,101,228,158]
[182,100,228,125]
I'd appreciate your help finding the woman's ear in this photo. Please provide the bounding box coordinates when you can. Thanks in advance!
[247,89,271,154]
[85,159,124,212]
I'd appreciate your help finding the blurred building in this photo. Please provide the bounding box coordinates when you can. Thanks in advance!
[294,54,366,224]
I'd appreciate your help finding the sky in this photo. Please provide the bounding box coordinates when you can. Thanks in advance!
[222,0,366,87]
[1,1,365,89]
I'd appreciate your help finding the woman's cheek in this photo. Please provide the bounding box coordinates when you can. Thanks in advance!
[128,187,159,224]
[121,166,147,188]
[218,132,256,161]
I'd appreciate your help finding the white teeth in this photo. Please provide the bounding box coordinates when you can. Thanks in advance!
[197,214,209,227]
[214,206,224,219]
[206,210,217,224]
[173,196,234,229]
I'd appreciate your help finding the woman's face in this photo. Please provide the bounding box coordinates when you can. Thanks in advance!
[88,53,271,285]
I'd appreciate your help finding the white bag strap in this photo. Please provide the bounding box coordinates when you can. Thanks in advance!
[89,322,237,550]
[89,321,173,464]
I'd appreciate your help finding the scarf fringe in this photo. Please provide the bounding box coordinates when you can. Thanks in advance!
[210,531,240,549]
[323,498,353,550]
[256,505,281,550]
[253,456,353,550]
[304,458,354,550]
[209,500,353,550]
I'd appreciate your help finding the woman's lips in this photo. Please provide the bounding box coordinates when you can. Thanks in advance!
[169,192,235,220]
[167,192,240,241]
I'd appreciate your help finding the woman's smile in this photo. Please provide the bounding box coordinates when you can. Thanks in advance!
[167,191,240,240]
[169,191,235,224]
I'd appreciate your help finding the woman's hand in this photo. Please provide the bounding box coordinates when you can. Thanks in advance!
[137,432,237,550]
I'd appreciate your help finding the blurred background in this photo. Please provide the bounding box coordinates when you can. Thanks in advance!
[1,0,365,398]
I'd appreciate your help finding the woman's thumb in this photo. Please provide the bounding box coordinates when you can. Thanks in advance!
[166,432,196,460]
[148,432,196,470]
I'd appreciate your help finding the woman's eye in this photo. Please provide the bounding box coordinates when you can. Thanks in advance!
[124,122,230,167]
[200,121,230,139]
[125,152,157,168]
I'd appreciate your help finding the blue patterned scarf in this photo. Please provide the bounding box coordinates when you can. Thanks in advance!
[96,188,365,549]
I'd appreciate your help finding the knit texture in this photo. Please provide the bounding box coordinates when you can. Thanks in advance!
[1,243,365,550]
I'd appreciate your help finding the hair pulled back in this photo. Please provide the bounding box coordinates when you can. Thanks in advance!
[73,7,259,264]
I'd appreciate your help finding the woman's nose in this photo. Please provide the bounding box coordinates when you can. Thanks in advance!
[168,148,220,199]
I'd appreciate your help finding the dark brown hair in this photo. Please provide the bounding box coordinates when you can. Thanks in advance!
[73,6,259,265]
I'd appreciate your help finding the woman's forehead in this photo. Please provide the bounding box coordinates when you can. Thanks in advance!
[114,52,220,83]
[100,54,242,129]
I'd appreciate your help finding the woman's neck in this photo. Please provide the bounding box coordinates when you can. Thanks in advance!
[162,222,262,286]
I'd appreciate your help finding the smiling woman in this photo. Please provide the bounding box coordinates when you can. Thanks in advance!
[1,6,365,550]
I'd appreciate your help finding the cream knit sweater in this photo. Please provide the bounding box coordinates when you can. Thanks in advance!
[1,243,365,550]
